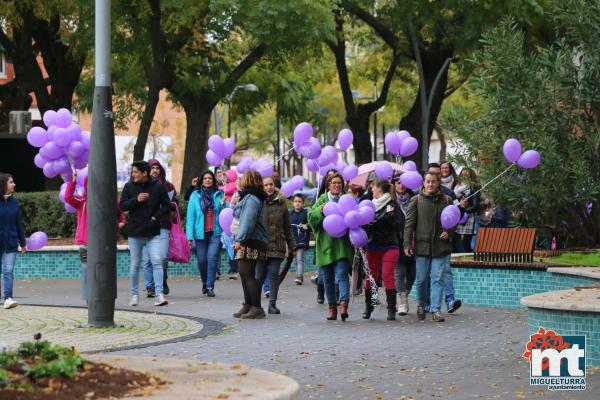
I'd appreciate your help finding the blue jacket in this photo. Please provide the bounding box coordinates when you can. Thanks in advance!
[0,195,26,253]
[186,189,226,240]
[233,192,267,251]
[289,208,310,248]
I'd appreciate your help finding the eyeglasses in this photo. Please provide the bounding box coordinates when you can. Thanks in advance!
[330,181,343,186]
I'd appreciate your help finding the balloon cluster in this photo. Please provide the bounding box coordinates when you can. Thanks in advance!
[384,130,418,157]
[206,135,236,167]
[322,195,376,247]
[503,138,541,168]
[27,231,48,251]
[280,175,305,198]
[233,156,273,177]
[56,167,88,213]
[27,109,89,181]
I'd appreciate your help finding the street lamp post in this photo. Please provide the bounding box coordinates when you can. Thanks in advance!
[213,83,258,137]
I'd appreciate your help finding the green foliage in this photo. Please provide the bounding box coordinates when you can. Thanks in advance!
[442,2,600,246]
[550,250,600,266]
[15,192,76,238]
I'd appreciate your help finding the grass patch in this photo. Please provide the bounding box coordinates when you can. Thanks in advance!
[548,250,600,267]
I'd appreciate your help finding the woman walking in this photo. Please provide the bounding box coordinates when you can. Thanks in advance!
[403,172,454,322]
[186,170,227,297]
[0,173,27,309]
[232,170,268,319]
[453,167,481,253]
[308,172,354,321]
[255,176,296,314]
[363,179,403,320]
[393,175,415,315]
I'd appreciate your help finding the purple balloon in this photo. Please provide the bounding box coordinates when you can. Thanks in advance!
[342,165,358,181]
[323,202,342,217]
[208,135,226,157]
[218,208,234,235]
[291,175,304,190]
[307,159,319,172]
[66,123,82,142]
[517,150,541,169]
[384,132,402,156]
[64,202,77,213]
[400,171,423,190]
[54,158,71,174]
[357,206,375,225]
[503,138,522,164]
[320,146,338,166]
[441,205,461,230]
[251,158,273,177]
[358,200,375,212]
[375,161,393,180]
[349,228,368,247]
[223,138,236,157]
[53,127,71,147]
[397,130,411,142]
[73,154,88,170]
[55,108,72,128]
[27,127,49,148]
[27,231,49,251]
[281,182,295,197]
[41,141,64,160]
[344,210,361,230]
[43,110,58,128]
[46,125,57,142]
[337,128,353,151]
[60,170,73,183]
[34,153,48,169]
[403,161,417,171]
[81,131,91,150]
[319,164,334,176]
[67,141,85,157]
[458,211,469,224]
[236,156,253,174]
[294,122,313,146]
[206,149,223,167]
[58,183,68,202]
[300,137,322,160]
[338,194,357,214]
[335,161,347,173]
[400,137,419,157]
[323,214,348,238]
[76,167,88,187]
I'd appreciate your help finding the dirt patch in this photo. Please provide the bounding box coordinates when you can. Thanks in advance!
[0,361,167,400]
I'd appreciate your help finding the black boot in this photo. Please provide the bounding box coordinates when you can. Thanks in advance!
[386,289,397,320]
[163,265,169,295]
[362,288,374,319]
[317,284,325,304]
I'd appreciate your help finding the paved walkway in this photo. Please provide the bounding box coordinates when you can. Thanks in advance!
[7,275,599,399]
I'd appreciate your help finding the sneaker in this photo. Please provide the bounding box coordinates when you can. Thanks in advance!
[432,311,445,322]
[154,294,168,306]
[295,275,303,285]
[448,299,462,314]
[417,304,425,321]
[264,291,270,298]
[207,289,215,297]
[229,275,238,280]
[129,295,139,306]
[146,288,155,298]
[3,298,18,309]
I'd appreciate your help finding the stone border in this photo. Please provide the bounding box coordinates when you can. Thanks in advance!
[520,288,600,313]
[22,304,225,353]
[547,266,600,280]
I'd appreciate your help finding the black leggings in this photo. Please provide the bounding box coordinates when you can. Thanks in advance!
[238,259,261,307]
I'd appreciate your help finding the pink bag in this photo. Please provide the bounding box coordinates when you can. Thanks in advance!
[168,203,190,263]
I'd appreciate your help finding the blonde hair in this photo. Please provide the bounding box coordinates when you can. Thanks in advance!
[239,170,264,191]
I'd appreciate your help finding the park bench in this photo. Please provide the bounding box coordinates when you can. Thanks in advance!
[473,227,537,263]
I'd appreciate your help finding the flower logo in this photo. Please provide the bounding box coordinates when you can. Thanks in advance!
[523,327,570,370]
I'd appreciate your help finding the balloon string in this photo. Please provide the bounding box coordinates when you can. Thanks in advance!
[256,147,295,174]
[358,248,379,307]
[466,163,515,200]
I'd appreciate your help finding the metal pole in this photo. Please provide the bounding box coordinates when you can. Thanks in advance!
[276,109,281,174]
[372,112,378,161]
[227,106,231,169]
[88,0,117,327]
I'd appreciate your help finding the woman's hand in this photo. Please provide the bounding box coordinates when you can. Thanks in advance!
[404,248,413,257]
[188,240,193,248]
[233,242,241,251]
[440,232,449,240]
[72,169,78,182]
[21,246,27,254]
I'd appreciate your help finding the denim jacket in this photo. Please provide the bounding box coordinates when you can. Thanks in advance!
[233,192,267,251]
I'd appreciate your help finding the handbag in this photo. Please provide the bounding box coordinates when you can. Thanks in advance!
[168,202,191,263]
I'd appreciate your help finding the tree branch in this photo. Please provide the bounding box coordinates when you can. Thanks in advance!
[327,9,356,118]
[341,0,399,50]
[365,53,399,113]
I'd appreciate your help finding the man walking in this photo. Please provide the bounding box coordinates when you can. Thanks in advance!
[120,161,171,307]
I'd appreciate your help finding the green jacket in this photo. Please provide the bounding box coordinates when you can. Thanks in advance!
[308,193,354,267]
[403,189,454,257]
[263,190,296,259]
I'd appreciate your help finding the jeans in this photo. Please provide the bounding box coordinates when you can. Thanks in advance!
[143,229,170,290]
[422,258,457,310]
[256,258,283,304]
[414,255,448,313]
[295,248,305,276]
[79,246,88,301]
[321,259,350,304]
[194,232,221,290]
[1,251,17,299]
[395,256,416,294]
[129,235,164,296]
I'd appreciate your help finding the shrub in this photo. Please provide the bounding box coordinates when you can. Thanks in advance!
[15,192,77,238]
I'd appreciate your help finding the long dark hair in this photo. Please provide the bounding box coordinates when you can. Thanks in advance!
[200,170,218,190]
[0,173,12,196]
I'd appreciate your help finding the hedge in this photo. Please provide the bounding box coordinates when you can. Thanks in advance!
[14,191,190,238]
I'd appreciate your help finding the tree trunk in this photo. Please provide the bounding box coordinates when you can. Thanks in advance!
[133,85,160,161]
[347,107,372,165]
[399,48,453,169]
[181,102,211,192]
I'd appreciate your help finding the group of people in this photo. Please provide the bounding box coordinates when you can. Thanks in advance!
[1,158,493,322]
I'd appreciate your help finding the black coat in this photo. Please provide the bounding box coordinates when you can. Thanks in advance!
[120,179,171,238]
[366,199,404,248]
